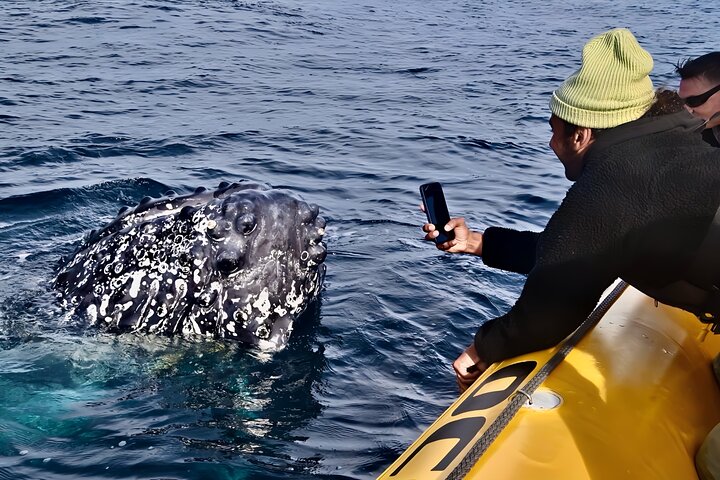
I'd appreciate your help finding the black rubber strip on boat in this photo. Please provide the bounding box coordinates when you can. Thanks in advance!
[446,280,629,480]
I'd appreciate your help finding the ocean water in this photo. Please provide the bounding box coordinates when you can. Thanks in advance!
[0,1,717,479]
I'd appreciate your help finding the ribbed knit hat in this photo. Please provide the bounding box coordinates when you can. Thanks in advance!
[549,28,655,129]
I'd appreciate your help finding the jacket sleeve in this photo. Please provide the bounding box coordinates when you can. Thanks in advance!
[482,227,540,275]
[474,177,623,365]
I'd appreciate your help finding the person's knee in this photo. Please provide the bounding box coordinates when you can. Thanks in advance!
[697,423,720,480]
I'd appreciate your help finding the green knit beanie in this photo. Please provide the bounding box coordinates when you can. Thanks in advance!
[549,28,655,129]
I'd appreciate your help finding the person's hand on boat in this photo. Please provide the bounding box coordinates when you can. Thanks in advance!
[453,343,487,392]
[420,210,483,255]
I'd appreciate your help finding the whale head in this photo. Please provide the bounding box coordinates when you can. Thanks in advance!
[54,181,327,351]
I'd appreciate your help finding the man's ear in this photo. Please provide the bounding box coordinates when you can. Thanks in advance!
[572,126,595,153]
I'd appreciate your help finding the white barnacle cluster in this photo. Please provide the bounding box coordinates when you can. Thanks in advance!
[284,281,308,314]
[256,325,292,351]
[192,210,212,241]
[58,207,210,332]
[252,288,272,321]
[181,280,224,337]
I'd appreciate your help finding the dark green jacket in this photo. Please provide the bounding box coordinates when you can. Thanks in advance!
[703,127,720,148]
[475,111,720,364]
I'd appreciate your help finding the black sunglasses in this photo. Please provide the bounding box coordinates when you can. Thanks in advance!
[683,83,720,108]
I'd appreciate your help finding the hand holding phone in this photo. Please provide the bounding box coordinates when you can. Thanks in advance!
[420,182,455,244]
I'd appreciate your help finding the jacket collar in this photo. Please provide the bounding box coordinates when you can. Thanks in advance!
[588,110,705,155]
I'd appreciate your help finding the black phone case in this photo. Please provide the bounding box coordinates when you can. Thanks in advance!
[420,182,454,244]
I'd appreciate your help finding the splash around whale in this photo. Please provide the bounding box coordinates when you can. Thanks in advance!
[54,181,327,352]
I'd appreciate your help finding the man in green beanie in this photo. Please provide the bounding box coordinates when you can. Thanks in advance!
[421,28,720,478]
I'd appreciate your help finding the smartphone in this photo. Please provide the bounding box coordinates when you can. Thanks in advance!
[420,182,455,244]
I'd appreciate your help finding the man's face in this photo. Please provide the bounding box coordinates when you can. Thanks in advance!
[549,115,586,181]
[679,75,720,128]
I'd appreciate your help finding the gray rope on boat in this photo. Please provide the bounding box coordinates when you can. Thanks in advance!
[446,280,629,480]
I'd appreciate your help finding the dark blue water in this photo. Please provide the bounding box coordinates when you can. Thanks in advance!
[0,1,717,478]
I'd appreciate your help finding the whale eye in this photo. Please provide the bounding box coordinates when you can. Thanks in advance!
[236,214,257,236]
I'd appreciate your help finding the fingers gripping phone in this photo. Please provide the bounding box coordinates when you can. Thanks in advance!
[420,182,455,244]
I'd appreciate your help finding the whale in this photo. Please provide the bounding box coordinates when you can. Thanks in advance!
[54,181,327,351]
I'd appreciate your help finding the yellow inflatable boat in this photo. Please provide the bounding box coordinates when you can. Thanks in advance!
[378,281,720,479]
